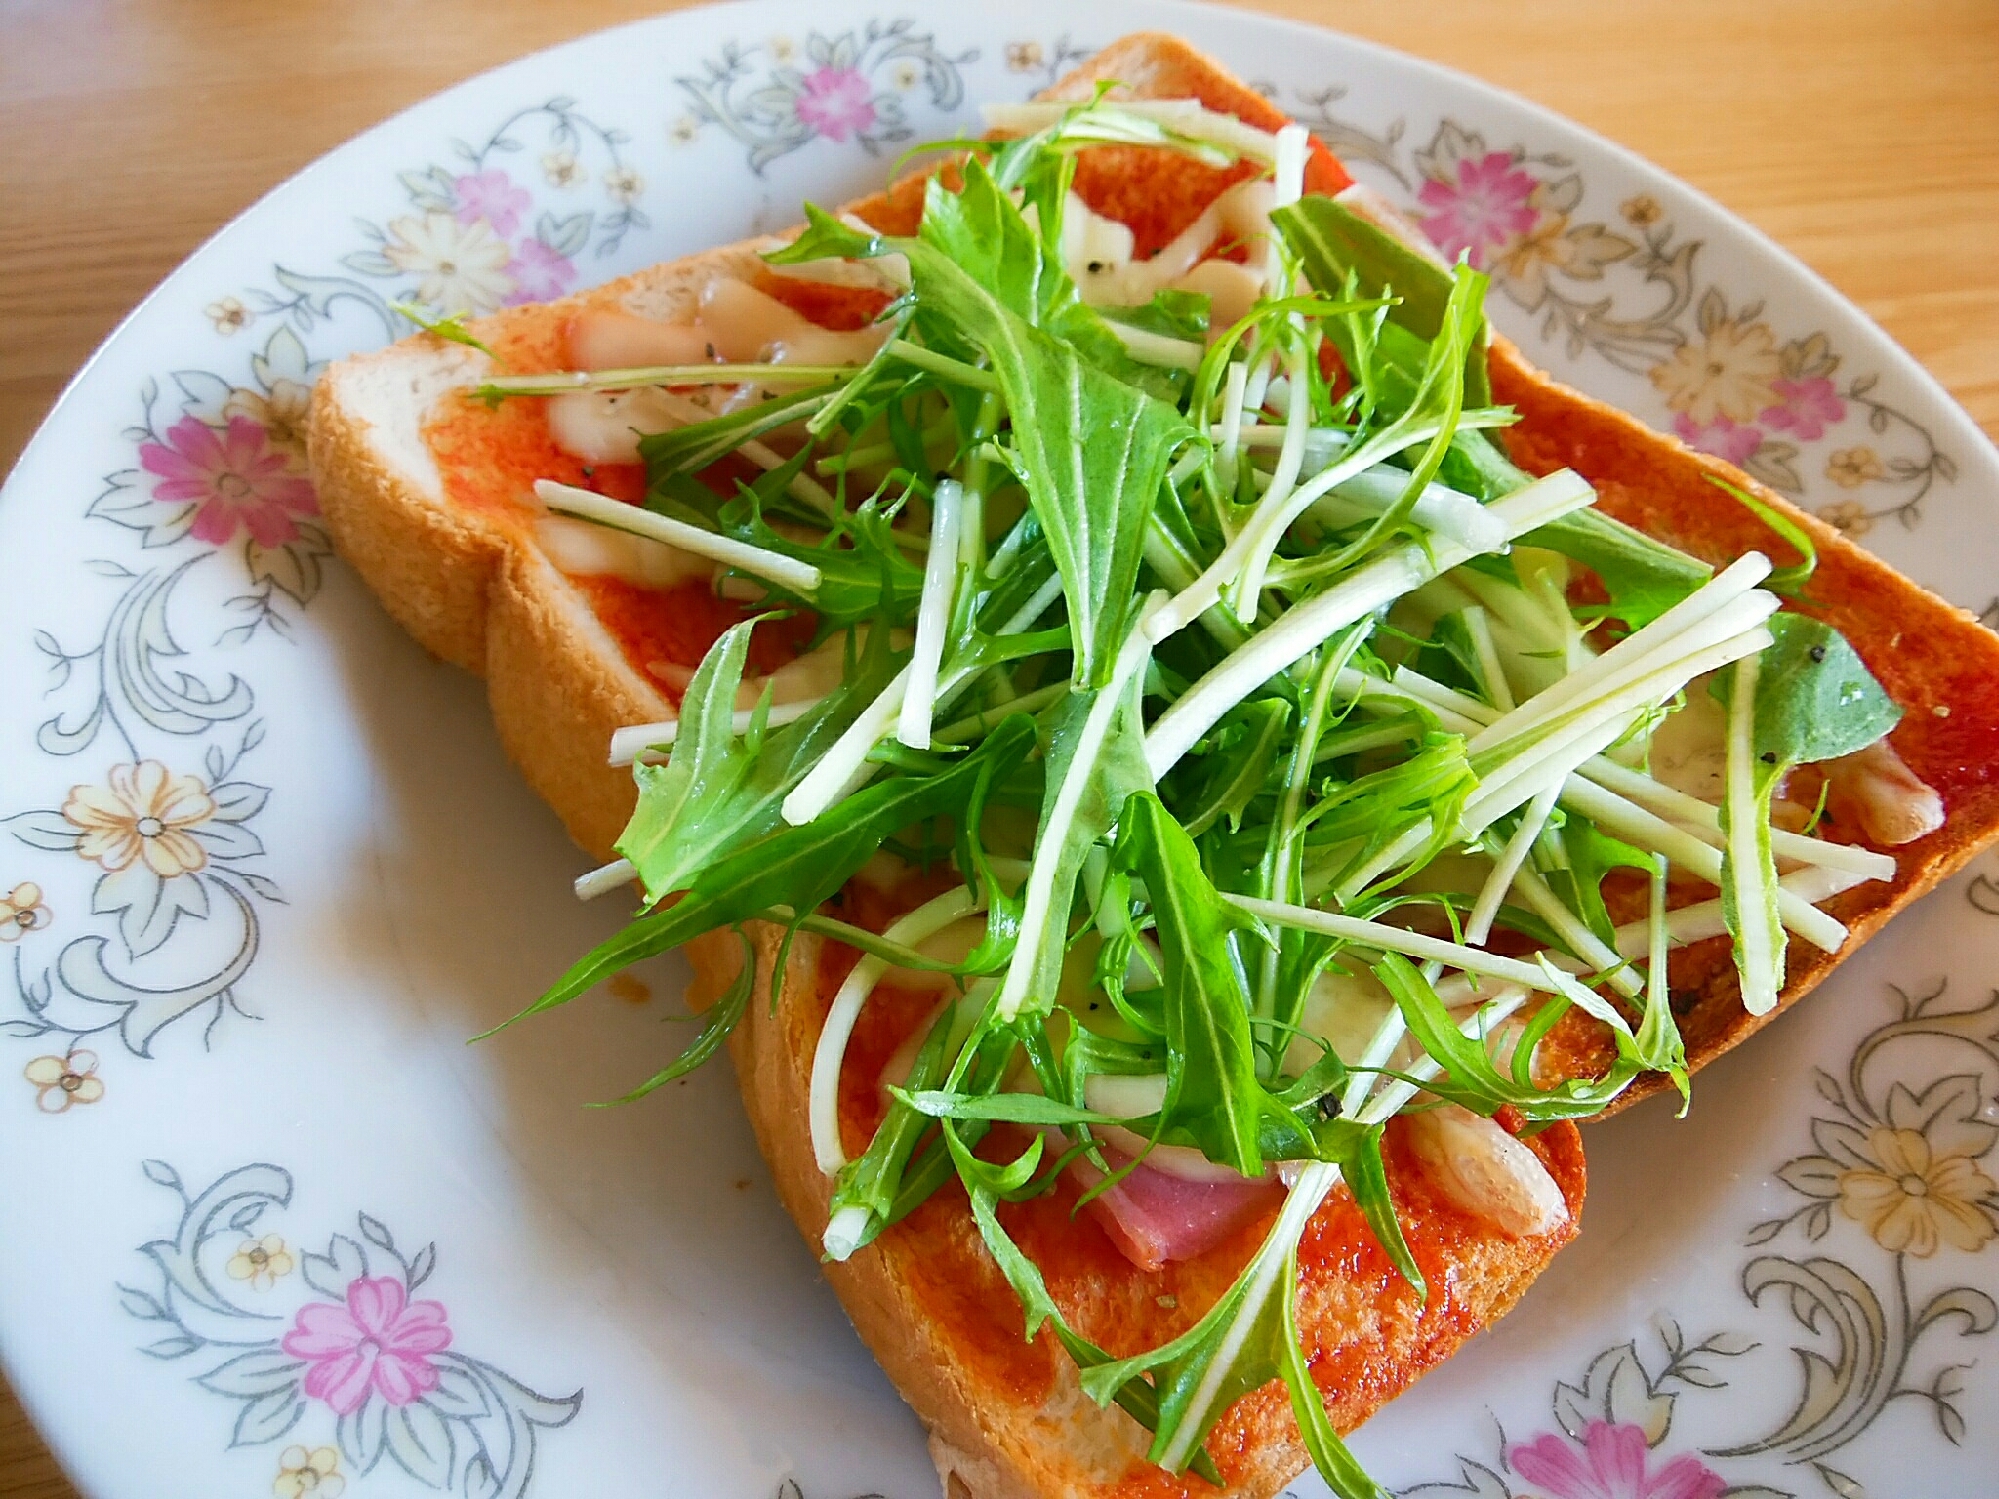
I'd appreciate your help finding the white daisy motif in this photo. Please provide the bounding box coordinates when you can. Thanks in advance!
[381,211,514,312]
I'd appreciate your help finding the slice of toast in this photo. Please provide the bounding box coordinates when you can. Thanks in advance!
[306,29,1999,1499]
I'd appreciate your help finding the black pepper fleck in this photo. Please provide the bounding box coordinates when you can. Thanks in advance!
[1809,645,1827,663]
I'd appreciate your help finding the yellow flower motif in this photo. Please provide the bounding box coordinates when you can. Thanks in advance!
[206,297,250,335]
[541,148,583,188]
[382,211,514,313]
[768,33,797,64]
[274,1445,345,1499]
[62,761,217,877]
[1491,213,1574,306]
[227,1234,296,1291]
[890,59,922,91]
[602,166,644,205]
[1006,41,1045,72]
[1620,194,1662,227]
[0,881,51,942]
[1817,498,1874,538]
[223,379,314,455]
[668,114,700,146]
[1826,446,1888,489]
[1838,1126,1997,1256]
[1649,316,1782,425]
[24,1051,104,1114]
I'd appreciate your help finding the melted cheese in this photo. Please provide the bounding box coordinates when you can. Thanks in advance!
[544,386,687,465]
[533,514,711,590]
[1280,964,1397,1077]
[1061,180,1276,325]
[567,308,712,369]
[696,278,890,366]
[1647,675,1730,803]
[546,291,890,464]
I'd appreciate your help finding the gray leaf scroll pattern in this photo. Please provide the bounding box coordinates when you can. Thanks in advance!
[120,1160,581,1498]
[1278,92,1958,538]
[6,90,654,1103]
[671,19,976,174]
[1406,983,1999,1499]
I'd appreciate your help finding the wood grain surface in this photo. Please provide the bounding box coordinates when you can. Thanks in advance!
[1,1,1995,1493]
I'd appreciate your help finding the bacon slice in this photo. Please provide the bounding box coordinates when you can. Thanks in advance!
[1067,1144,1283,1273]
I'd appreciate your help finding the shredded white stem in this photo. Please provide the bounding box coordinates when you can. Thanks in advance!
[607,700,822,766]
[1460,624,1776,837]
[573,857,636,902]
[1612,865,1867,959]
[781,666,910,826]
[1463,604,1515,712]
[1474,554,1772,743]
[1584,756,1896,880]
[535,481,823,595]
[1263,124,1310,302]
[898,480,966,750]
[1216,360,1251,500]
[1648,854,1670,1024]
[994,600,1163,1021]
[1512,863,1643,999]
[1145,471,1595,777]
[1725,652,1785,1015]
[981,99,1283,164]
[1227,336,1314,613]
[644,388,840,514]
[781,570,1067,828]
[1466,781,1558,946]
[808,885,981,1175]
[1226,894,1594,996]
[1106,321,1205,371]
[1156,1154,1336,1472]
[1331,664,1856,951]
[1359,990,1529,1125]
[1346,662,1892,882]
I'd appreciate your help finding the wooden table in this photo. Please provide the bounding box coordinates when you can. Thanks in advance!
[1,0,1994,1492]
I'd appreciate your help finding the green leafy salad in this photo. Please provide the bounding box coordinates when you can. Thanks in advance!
[483,97,1907,1494]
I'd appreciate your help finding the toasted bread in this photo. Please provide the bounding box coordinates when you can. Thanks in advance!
[306,29,1999,1499]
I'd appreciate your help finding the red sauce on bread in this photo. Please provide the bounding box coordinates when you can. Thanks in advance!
[820,925,1584,1489]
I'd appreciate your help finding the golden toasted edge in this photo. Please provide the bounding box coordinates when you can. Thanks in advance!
[1488,334,1999,1113]
[293,27,1953,1495]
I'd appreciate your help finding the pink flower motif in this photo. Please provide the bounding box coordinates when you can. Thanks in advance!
[281,1276,452,1415]
[505,238,579,304]
[1673,411,1765,468]
[1510,1421,1726,1499]
[453,169,532,238]
[1417,151,1540,266]
[794,66,877,143]
[139,416,317,548]
[1759,376,1846,441]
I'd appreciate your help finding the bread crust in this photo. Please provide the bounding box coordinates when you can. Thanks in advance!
[1487,334,1999,1108]
[305,28,1999,1499]
[693,920,1583,1499]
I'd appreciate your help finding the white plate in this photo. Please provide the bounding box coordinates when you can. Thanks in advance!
[4,4,1997,1496]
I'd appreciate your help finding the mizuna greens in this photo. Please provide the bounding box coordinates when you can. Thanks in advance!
[498,97,1904,1495]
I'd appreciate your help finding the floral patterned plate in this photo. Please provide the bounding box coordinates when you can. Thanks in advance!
[2,4,1996,1497]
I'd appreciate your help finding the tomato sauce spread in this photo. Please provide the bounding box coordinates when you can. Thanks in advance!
[422,276,887,689]
[819,902,1584,1485]
[1494,356,1999,805]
